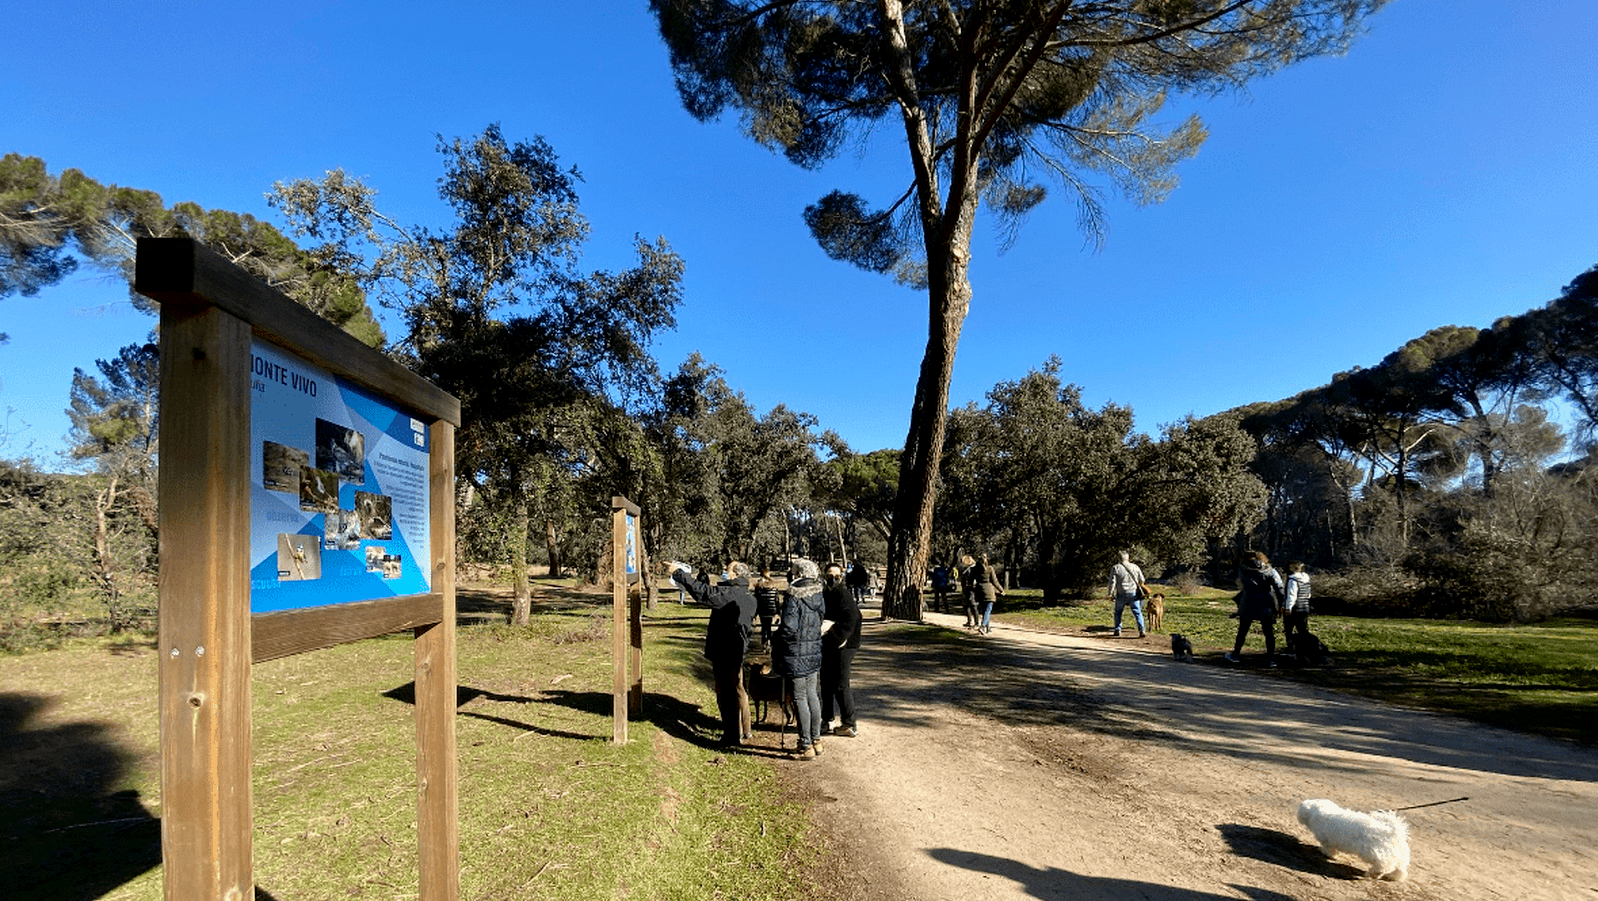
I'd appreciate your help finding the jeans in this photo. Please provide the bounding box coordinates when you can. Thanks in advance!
[979,601,994,631]
[821,647,856,727]
[1113,593,1145,633]
[789,671,822,749]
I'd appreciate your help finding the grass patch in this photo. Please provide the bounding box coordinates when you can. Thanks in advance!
[0,591,832,901]
[993,586,1598,746]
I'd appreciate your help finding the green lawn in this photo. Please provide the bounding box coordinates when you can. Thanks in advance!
[0,594,833,901]
[994,585,1598,746]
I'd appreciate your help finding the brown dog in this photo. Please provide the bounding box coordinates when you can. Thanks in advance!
[1146,593,1166,633]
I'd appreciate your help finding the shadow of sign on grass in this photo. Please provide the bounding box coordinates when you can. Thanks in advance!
[0,692,160,901]
[381,681,729,750]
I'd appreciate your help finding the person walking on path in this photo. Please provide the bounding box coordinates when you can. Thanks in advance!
[668,559,757,746]
[1107,551,1148,638]
[821,563,862,737]
[1227,550,1284,665]
[753,571,781,649]
[1281,561,1312,658]
[775,558,827,759]
[959,555,981,629]
[846,562,871,603]
[930,562,952,613]
[972,553,1005,634]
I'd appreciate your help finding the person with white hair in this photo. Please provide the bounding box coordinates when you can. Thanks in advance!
[667,559,757,746]
[775,558,827,759]
[1106,550,1148,638]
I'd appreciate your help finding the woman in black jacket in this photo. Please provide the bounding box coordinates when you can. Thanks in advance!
[1227,550,1284,666]
[821,564,862,737]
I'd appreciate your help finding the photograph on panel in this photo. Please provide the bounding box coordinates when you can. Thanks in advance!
[263,440,309,492]
[316,417,366,483]
[277,532,322,580]
[354,490,392,540]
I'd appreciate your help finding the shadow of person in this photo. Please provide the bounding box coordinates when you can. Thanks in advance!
[1216,822,1365,880]
[0,692,160,901]
[926,847,1300,900]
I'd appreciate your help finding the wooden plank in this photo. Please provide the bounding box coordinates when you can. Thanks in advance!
[629,545,645,715]
[135,237,461,426]
[158,303,254,900]
[251,594,445,663]
[416,421,459,901]
[611,505,629,743]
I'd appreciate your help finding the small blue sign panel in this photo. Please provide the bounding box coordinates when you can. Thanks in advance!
[625,513,638,576]
[248,339,432,612]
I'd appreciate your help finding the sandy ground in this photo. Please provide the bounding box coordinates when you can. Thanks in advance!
[761,611,1598,901]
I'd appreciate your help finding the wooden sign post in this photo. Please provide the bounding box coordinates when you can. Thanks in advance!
[138,238,462,901]
[610,497,645,743]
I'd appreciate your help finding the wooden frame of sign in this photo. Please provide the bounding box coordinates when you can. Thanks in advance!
[137,237,463,901]
[611,496,645,743]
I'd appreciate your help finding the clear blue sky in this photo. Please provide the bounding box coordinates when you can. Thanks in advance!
[4,1,1594,467]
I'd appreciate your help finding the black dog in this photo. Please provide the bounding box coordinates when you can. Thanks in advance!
[744,660,793,724]
[1171,633,1195,662]
[1298,633,1334,666]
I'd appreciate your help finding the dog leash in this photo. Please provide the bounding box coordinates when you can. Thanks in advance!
[1392,796,1469,811]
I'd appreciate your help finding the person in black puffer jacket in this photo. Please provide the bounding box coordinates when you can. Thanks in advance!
[775,558,826,759]
[669,560,757,746]
[1227,550,1284,666]
[753,571,782,649]
[821,563,863,738]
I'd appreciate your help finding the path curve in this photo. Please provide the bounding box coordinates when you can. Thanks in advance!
[787,612,1598,901]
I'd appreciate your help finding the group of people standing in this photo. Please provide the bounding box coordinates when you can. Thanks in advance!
[668,558,861,760]
[928,553,1005,634]
[1227,550,1312,666]
[1108,548,1313,665]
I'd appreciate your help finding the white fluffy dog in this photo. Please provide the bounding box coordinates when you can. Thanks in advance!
[1296,799,1410,881]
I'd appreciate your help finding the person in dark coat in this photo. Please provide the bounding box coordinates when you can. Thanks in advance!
[775,558,826,759]
[958,554,980,628]
[668,560,757,745]
[1227,550,1284,666]
[930,562,952,613]
[753,571,782,648]
[846,561,870,603]
[821,563,862,738]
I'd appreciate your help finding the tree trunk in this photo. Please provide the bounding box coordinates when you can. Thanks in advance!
[511,495,531,626]
[93,474,124,631]
[882,232,975,620]
[545,519,562,579]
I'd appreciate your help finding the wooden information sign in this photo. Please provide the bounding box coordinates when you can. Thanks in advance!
[137,237,462,901]
[611,496,645,743]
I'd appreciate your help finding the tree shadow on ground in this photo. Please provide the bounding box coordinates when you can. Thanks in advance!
[856,620,1598,782]
[925,847,1298,900]
[0,692,160,901]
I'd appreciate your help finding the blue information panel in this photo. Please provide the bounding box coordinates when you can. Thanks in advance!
[625,513,638,576]
[248,339,432,612]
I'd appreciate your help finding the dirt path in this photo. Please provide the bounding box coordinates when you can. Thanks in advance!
[777,612,1598,901]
